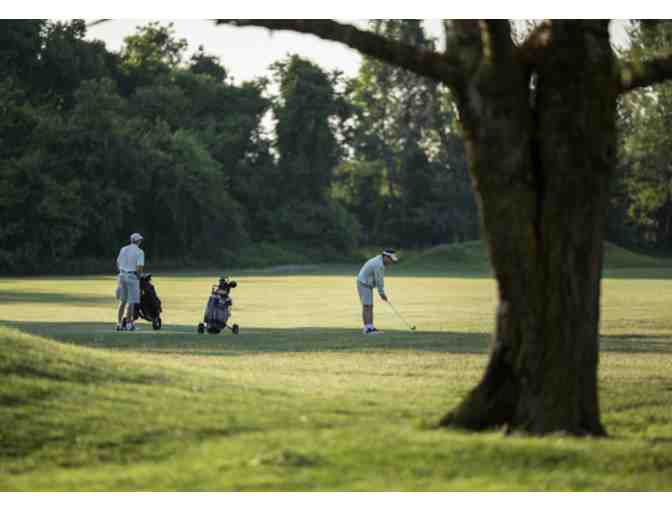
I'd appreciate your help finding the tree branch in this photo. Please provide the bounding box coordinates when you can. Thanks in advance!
[85,19,110,28]
[517,21,552,69]
[483,20,515,61]
[619,51,672,93]
[215,19,463,86]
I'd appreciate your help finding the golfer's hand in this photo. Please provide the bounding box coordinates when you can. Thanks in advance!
[380,294,388,302]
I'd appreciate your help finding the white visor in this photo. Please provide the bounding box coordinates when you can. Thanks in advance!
[382,250,398,262]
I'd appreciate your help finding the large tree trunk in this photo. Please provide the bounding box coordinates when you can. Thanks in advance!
[217,18,672,436]
[439,21,616,435]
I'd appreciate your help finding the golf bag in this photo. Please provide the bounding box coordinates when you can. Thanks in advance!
[197,277,239,335]
[132,273,163,330]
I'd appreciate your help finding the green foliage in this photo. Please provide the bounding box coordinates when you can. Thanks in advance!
[333,159,388,241]
[0,100,88,272]
[260,55,361,250]
[1,21,281,274]
[272,55,341,201]
[189,45,228,82]
[615,21,672,250]
[0,80,39,159]
[343,20,476,247]
[264,200,361,252]
[121,21,187,72]
[0,20,481,275]
[36,20,118,108]
[0,20,45,86]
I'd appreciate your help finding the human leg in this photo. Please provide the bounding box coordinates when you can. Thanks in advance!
[116,275,129,330]
[117,301,127,326]
[125,274,141,330]
[357,280,379,333]
[126,303,135,327]
[363,305,373,328]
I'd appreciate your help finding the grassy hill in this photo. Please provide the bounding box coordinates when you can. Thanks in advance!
[603,242,668,268]
[398,241,491,273]
[2,315,672,489]
[397,241,667,274]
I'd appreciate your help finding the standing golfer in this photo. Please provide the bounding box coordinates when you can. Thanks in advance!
[115,233,145,331]
[356,249,398,335]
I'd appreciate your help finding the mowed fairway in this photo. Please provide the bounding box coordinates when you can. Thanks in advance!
[1,265,672,490]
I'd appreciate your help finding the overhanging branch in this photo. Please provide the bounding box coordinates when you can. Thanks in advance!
[619,51,672,93]
[517,21,552,69]
[215,19,463,86]
[86,19,110,28]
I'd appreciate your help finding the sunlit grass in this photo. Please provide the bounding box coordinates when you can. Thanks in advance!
[1,263,672,490]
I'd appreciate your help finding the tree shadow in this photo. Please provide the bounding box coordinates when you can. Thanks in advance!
[3,320,671,356]
[2,320,491,355]
[600,334,672,353]
[601,268,672,280]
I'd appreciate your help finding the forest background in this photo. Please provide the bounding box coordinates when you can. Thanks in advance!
[1,19,669,274]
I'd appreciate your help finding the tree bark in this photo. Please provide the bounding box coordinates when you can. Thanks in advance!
[439,21,615,435]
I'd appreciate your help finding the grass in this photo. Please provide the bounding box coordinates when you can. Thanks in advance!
[1,242,672,490]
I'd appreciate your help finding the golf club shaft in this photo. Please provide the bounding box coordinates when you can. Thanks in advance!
[387,301,415,331]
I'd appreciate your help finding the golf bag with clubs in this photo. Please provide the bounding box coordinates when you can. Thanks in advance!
[131,273,163,330]
[197,276,239,335]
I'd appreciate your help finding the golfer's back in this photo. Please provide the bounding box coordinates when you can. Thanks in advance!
[358,255,384,288]
[117,243,144,272]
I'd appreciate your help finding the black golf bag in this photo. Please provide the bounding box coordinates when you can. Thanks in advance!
[197,277,239,335]
[133,273,163,330]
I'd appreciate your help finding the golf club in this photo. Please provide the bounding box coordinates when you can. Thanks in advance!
[386,300,416,332]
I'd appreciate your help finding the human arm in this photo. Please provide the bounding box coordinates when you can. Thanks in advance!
[375,266,388,301]
[136,250,145,275]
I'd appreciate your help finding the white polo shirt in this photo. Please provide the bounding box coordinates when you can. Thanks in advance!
[357,255,386,296]
[117,243,145,273]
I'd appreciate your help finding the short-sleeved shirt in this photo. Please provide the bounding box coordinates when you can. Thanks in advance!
[116,243,145,273]
[357,255,386,296]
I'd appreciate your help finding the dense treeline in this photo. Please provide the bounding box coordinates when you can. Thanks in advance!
[0,19,476,274]
[610,20,672,252]
[0,19,669,274]
[1,20,271,273]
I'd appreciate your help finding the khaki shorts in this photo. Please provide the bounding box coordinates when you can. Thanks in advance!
[117,272,140,304]
[357,279,374,306]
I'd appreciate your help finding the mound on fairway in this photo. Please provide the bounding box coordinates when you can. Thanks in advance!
[2,316,672,490]
[602,242,667,269]
[398,240,666,274]
[399,241,491,273]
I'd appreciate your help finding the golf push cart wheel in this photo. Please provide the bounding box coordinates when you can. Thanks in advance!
[197,323,205,334]
[232,324,240,335]
[152,317,162,330]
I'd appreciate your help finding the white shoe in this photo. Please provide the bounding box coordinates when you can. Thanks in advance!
[364,327,383,335]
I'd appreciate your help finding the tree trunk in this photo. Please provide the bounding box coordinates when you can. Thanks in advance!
[216,19,670,436]
[440,22,616,435]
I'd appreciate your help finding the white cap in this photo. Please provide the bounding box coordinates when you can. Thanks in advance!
[382,249,398,262]
[130,233,144,243]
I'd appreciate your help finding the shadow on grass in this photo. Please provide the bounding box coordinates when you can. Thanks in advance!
[600,334,672,353]
[2,320,490,355]
[3,320,672,355]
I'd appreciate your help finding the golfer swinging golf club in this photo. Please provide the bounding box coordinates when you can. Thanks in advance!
[356,249,398,335]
